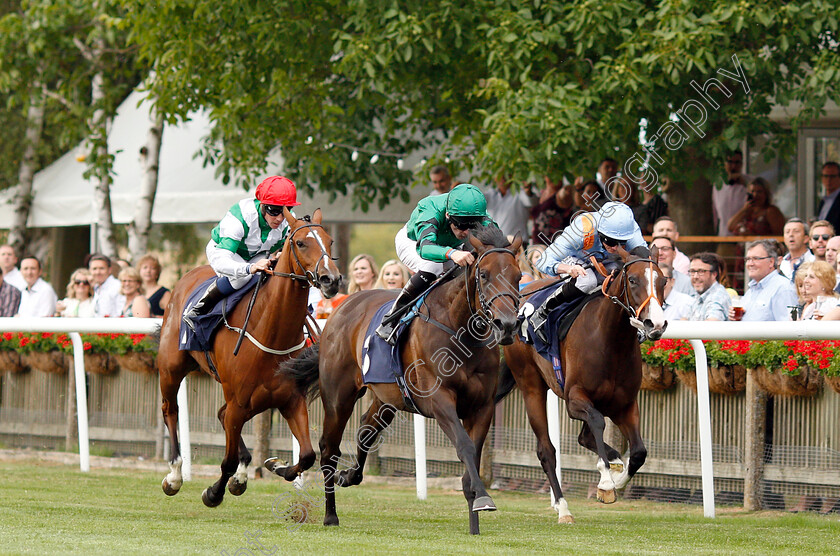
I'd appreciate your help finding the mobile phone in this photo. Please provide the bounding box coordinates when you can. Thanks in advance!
[746,193,754,202]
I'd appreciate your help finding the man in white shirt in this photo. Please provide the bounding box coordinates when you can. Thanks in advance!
[15,256,57,317]
[779,218,814,280]
[808,220,834,262]
[89,254,122,317]
[732,240,798,321]
[0,244,27,291]
[652,216,690,274]
[485,175,538,242]
[659,262,693,320]
[712,150,751,237]
[650,236,693,295]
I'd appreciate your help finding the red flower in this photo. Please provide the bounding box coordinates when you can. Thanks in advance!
[83,342,92,351]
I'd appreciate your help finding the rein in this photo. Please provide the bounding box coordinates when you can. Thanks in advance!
[271,220,335,288]
[602,258,662,322]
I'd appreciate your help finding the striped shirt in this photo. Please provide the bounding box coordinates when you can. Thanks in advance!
[689,281,731,321]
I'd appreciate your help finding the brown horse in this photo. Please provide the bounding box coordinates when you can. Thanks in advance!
[497,246,666,523]
[156,208,341,507]
[278,226,522,535]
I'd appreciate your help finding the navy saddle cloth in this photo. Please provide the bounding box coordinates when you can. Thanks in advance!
[519,281,599,390]
[178,275,259,352]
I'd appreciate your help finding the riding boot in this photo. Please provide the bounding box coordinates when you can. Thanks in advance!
[183,279,228,332]
[375,271,436,345]
[529,279,585,343]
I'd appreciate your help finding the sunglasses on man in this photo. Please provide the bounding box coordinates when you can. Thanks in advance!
[812,234,832,242]
[599,234,626,248]
[452,220,479,231]
[263,205,292,217]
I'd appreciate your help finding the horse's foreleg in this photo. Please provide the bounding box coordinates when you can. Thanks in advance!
[202,405,245,508]
[520,380,574,524]
[566,393,617,504]
[318,389,360,527]
[612,400,646,489]
[461,401,496,535]
[160,370,185,496]
[216,403,252,496]
[337,397,395,488]
[267,395,317,482]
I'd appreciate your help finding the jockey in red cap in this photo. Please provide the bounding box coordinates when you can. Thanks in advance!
[183,175,300,331]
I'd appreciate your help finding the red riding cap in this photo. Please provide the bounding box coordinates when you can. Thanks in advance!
[255,175,301,207]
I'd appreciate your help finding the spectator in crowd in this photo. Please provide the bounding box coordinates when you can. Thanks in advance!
[572,179,602,212]
[374,259,410,290]
[530,176,575,245]
[817,161,840,233]
[89,254,122,317]
[15,255,57,317]
[794,261,839,320]
[608,175,638,210]
[508,237,539,290]
[687,252,731,321]
[0,244,26,291]
[55,268,95,317]
[712,150,750,237]
[650,236,693,295]
[825,235,840,270]
[347,254,378,294]
[632,177,668,235]
[652,216,690,274]
[779,218,814,280]
[117,267,151,318]
[711,252,739,298]
[485,175,538,241]
[808,220,834,262]
[526,244,547,281]
[112,257,131,278]
[595,158,618,201]
[731,239,798,321]
[429,165,453,196]
[659,262,693,321]
[0,270,21,317]
[727,177,785,236]
[137,254,171,317]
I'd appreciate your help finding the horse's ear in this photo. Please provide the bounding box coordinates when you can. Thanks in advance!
[312,208,322,224]
[468,234,484,252]
[283,206,297,227]
[510,233,523,254]
[650,244,660,264]
[617,245,630,262]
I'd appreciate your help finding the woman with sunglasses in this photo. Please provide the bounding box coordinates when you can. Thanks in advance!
[183,175,300,330]
[375,183,497,343]
[528,201,650,342]
[56,268,96,317]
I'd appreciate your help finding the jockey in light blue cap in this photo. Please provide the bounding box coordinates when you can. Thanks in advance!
[528,201,649,342]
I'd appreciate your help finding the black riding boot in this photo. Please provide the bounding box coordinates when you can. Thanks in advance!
[183,280,228,332]
[375,271,436,345]
[529,279,585,343]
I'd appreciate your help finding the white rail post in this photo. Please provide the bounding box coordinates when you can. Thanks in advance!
[689,339,715,518]
[414,414,427,500]
[546,390,563,506]
[177,378,191,481]
[68,333,90,472]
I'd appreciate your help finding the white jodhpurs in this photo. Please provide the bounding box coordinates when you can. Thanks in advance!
[395,225,452,274]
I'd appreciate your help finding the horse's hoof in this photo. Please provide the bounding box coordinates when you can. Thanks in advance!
[202,487,224,508]
[558,515,575,524]
[337,469,362,488]
[264,457,289,478]
[597,488,617,504]
[228,476,247,496]
[323,515,340,527]
[161,478,180,496]
[472,496,497,512]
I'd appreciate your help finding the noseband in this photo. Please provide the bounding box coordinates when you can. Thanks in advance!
[601,258,662,321]
[272,220,336,288]
[467,247,520,326]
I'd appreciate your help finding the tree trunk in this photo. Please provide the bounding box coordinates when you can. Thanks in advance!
[89,68,117,258]
[127,106,164,261]
[8,82,46,257]
[744,369,768,511]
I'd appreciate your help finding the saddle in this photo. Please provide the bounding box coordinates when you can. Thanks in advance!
[178,275,258,352]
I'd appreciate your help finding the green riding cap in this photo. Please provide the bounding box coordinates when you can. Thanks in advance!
[446,183,488,217]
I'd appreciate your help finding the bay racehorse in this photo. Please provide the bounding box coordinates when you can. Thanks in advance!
[156,208,341,507]
[497,246,666,523]
[278,226,522,534]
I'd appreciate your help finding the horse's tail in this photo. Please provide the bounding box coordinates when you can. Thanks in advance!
[147,323,162,348]
[278,344,321,401]
[495,358,518,403]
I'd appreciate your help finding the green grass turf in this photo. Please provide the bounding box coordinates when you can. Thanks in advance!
[0,460,837,555]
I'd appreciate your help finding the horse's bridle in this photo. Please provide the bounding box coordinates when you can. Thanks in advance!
[601,258,663,321]
[466,247,520,326]
[271,219,336,288]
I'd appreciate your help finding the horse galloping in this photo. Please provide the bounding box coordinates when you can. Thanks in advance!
[279,227,522,535]
[156,208,340,507]
[498,246,667,523]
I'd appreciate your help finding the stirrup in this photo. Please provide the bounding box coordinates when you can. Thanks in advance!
[530,309,550,344]
[375,321,398,345]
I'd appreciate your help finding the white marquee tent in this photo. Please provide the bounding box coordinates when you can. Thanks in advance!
[0,90,432,229]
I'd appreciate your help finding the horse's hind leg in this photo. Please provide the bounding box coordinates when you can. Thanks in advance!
[266,394,317,482]
[216,403,252,496]
[337,397,397,488]
[566,393,617,504]
[159,364,188,496]
[611,400,646,490]
[578,422,622,464]
[319,379,362,527]
[202,404,247,508]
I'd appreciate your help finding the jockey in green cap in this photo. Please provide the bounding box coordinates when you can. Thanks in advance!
[375,183,497,344]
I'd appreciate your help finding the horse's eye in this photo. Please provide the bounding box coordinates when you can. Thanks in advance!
[628,276,638,285]
[479,270,489,281]
[295,240,305,248]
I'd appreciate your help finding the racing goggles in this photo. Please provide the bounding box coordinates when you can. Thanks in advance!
[263,204,291,217]
[599,233,627,248]
[450,216,482,231]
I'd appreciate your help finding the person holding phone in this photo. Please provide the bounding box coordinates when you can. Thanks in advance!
[727,177,785,236]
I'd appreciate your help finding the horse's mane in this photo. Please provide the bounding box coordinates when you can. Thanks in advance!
[470,224,510,249]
